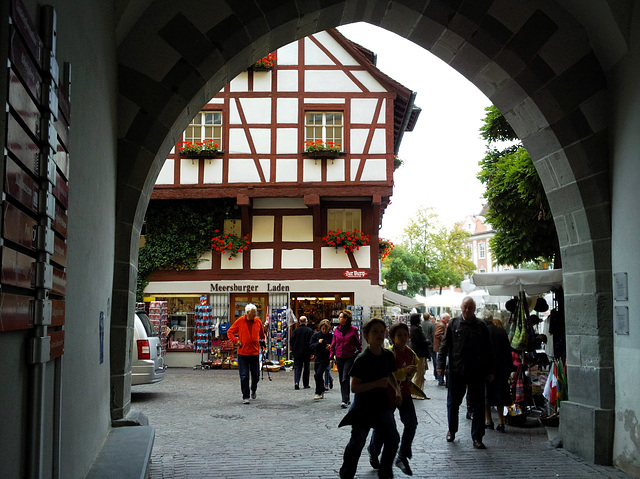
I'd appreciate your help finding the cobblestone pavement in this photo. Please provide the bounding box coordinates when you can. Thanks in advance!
[132,366,630,479]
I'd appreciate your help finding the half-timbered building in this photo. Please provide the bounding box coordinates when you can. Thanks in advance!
[143,29,420,361]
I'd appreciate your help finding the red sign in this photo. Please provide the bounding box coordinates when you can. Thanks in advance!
[0,293,34,331]
[48,330,65,359]
[343,270,368,279]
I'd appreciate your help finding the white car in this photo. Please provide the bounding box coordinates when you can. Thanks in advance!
[132,311,165,385]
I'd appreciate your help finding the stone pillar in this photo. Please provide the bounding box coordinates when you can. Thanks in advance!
[560,243,615,465]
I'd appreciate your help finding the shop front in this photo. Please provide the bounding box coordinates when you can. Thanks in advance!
[143,279,383,367]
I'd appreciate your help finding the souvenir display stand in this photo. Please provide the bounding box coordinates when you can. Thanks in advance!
[148,301,169,352]
[471,270,565,427]
[193,305,212,369]
[347,305,363,336]
[268,307,288,362]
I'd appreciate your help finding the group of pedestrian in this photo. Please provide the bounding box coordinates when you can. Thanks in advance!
[291,309,362,406]
[228,298,512,478]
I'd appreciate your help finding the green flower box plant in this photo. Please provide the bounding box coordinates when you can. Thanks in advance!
[379,238,394,260]
[252,53,277,71]
[179,140,221,158]
[212,231,250,259]
[323,229,369,254]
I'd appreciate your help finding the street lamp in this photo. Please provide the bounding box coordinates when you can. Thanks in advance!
[397,280,408,293]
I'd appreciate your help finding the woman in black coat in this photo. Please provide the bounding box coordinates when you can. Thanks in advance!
[482,311,514,432]
[409,313,431,399]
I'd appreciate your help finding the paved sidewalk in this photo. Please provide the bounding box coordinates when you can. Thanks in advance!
[132,366,630,479]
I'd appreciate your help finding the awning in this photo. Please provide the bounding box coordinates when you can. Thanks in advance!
[471,269,563,296]
[415,291,465,308]
[383,290,424,309]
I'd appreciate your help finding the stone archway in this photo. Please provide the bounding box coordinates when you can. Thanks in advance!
[113,1,615,465]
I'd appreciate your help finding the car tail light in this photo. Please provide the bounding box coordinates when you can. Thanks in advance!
[137,340,151,360]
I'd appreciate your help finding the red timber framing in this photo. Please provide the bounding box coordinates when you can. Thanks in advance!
[148,28,419,286]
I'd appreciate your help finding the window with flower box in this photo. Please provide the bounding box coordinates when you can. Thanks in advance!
[327,208,361,233]
[185,111,223,145]
[305,112,343,146]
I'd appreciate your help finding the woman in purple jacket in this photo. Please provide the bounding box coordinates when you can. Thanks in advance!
[330,309,362,408]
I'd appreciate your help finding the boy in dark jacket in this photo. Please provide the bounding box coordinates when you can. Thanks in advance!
[310,319,333,400]
[338,318,401,479]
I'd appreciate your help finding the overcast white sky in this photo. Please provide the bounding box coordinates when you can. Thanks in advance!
[337,23,491,242]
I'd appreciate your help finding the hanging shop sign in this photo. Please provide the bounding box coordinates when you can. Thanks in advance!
[343,270,368,279]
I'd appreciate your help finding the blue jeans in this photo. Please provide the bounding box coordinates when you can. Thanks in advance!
[293,355,310,388]
[431,350,443,382]
[314,360,329,394]
[237,354,260,400]
[370,395,417,460]
[341,409,399,479]
[324,363,333,387]
[447,373,485,441]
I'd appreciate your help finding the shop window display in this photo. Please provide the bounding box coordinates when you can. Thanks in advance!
[291,293,353,330]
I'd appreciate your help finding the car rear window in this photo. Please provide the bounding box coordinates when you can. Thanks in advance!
[136,312,158,337]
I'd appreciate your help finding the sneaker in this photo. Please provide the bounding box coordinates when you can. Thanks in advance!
[251,391,256,400]
[243,399,250,404]
[340,401,348,408]
[369,453,380,470]
[395,456,412,476]
[314,393,323,400]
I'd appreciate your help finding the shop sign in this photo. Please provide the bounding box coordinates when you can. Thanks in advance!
[209,282,290,292]
[343,270,367,279]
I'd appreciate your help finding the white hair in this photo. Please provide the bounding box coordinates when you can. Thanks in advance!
[245,303,257,314]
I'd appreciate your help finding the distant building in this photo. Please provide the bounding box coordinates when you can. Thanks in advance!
[458,209,510,274]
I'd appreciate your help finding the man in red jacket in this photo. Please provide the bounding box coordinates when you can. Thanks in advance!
[227,304,266,404]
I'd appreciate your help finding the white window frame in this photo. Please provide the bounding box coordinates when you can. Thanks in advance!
[185,111,223,145]
[478,241,486,259]
[327,208,361,232]
[305,111,343,147]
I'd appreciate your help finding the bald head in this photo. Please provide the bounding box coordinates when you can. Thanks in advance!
[442,313,450,324]
[299,316,307,324]
[461,296,476,321]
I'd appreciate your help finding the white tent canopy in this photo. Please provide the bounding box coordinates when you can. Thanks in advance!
[471,269,563,296]
[383,290,424,309]
[416,290,465,308]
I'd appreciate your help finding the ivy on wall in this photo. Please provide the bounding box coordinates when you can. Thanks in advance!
[136,198,236,300]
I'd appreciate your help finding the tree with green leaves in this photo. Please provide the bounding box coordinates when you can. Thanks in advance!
[381,245,429,297]
[386,207,475,294]
[477,106,560,268]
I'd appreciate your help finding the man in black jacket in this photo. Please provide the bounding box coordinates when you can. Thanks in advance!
[437,297,494,449]
[291,316,314,389]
